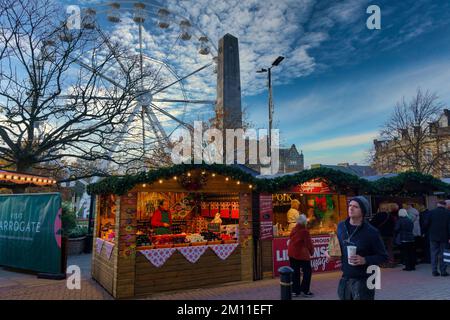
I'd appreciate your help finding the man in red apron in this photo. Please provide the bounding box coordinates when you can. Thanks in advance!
[151,199,172,235]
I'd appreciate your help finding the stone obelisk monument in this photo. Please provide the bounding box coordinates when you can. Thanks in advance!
[216,34,242,130]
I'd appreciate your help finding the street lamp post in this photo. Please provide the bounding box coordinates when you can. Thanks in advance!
[257,56,284,157]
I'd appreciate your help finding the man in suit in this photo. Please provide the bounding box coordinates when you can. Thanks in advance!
[425,200,450,276]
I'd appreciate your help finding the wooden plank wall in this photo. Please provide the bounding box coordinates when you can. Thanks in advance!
[261,239,273,278]
[338,195,348,221]
[91,195,117,296]
[134,249,241,296]
[239,192,253,281]
[114,192,138,299]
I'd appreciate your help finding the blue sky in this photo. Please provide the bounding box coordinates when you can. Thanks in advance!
[242,0,450,167]
[66,0,450,167]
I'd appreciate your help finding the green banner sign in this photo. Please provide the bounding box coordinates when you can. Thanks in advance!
[0,193,62,274]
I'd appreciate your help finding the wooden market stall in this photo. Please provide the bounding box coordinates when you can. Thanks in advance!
[88,165,256,299]
[252,168,369,279]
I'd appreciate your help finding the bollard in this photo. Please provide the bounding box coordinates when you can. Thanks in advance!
[278,266,294,300]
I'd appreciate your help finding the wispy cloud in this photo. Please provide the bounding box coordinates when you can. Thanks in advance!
[66,0,450,99]
[302,131,378,152]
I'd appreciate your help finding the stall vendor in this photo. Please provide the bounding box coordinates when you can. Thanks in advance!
[151,199,172,235]
[287,199,301,231]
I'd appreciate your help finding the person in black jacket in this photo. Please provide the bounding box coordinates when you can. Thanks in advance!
[395,209,415,271]
[425,201,450,276]
[327,196,388,300]
[370,203,396,268]
[419,208,431,263]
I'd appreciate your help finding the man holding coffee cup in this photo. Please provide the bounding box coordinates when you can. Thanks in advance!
[326,196,388,300]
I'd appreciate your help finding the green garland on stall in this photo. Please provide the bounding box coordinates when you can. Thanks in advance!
[86,163,257,196]
[371,171,450,196]
[87,164,450,197]
[256,167,372,194]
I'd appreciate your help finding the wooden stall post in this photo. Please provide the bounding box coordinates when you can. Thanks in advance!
[114,192,138,299]
[91,195,101,279]
[239,192,253,281]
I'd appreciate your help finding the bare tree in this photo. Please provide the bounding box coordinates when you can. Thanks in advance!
[0,0,167,183]
[372,88,448,175]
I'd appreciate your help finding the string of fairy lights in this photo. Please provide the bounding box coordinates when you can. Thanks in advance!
[0,171,56,185]
[140,171,253,189]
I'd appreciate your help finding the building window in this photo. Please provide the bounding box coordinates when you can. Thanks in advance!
[425,148,433,161]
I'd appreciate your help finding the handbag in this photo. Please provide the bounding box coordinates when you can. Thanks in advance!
[327,232,341,257]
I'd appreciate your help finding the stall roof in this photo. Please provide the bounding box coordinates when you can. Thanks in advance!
[230,164,260,177]
[256,170,301,179]
[361,173,399,181]
[87,164,450,196]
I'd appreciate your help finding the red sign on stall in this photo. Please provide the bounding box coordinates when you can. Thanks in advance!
[290,180,332,194]
[272,235,341,276]
[259,193,273,240]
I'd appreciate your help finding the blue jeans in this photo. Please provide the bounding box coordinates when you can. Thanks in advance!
[430,241,448,273]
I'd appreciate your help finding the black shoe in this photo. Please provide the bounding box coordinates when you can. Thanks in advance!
[301,292,314,298]
[293,292,301,297]
[441,272,449,277]
[402,268,413,271]
[432,271,440,277]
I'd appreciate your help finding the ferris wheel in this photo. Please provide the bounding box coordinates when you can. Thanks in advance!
[50,1,218,173]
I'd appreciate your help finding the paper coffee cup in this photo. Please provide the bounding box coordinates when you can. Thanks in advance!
[347,246,357,265]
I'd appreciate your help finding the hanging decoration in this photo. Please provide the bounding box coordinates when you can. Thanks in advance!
[177,245,208,263]
[178,172,208,190]
[209,243,239,260]
[140,247,177,267]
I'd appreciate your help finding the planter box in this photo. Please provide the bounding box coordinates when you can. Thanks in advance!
[67,236,86,255]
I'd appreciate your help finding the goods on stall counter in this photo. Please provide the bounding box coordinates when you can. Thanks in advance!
[152,234,188,245]
[200,231,221,241]
[186,233,205,243]
[189,215,209,233]
[211,212,222,224]
[220,224,239,239]
[136,233,152,247]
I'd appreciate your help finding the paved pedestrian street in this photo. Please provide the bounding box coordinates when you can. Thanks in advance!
[0,254,448,300]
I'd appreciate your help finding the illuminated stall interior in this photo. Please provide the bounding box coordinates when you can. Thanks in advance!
[91,166,255,299]
[271,179,348,236]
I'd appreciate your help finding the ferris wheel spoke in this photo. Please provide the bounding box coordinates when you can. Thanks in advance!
[96,27,129,76]
[143,105,168,146]
[149,62,213,95]
[149,34,181,91]
[149,102,193,131]
[74,58,126,91]
[153,98,215,104]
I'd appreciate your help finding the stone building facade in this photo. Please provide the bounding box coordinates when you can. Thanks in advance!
[372,109,450,178]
